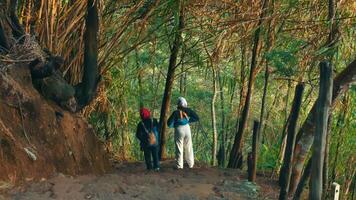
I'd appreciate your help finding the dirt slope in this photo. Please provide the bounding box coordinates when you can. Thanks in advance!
[4,161,279,200]
[0,64,111,188]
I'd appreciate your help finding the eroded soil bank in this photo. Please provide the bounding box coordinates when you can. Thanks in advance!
[0,65,111,187]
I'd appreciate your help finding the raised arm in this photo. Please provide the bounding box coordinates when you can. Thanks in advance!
[185,108,199,123]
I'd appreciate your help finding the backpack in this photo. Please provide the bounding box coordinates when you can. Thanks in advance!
[176,110,189,126]
[141,119,159,147]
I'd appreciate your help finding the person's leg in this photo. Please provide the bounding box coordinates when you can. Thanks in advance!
[151,146,160,170]
[143,147,153,170]
[183,125,194,168]
[175,127,184,169]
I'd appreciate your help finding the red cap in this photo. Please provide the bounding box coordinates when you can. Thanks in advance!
[140,108,151,120]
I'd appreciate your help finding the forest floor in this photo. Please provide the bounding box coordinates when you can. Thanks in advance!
[1,160,279,200]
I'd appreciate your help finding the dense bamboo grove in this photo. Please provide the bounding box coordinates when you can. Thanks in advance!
[1,0,355,199]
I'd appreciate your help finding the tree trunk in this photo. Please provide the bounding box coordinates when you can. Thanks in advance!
[231,44,246,155]
[179,41,187,96]
[179,64,185,95]
[259,0,274,148]
[211,66,218,166]
[259,61,269,144]
[138,69,144,108]
[238,43,247,118]
[323,0,337,197]
[274,116,290,179]
[218,71,226,167]
[289,59,356,195]
[159,1,184,159]
[279,83,304,200]
[227,0,268,169]
[284,80,292,125]
[323,115,332,199]
[151,64,162,116]
[248,121,260,182]
[292,158,312,200]
[310,62,333,200]
[276,93,293,180]
[75,0,100,109]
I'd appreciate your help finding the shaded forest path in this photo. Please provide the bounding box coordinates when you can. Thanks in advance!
[4,160,278,200]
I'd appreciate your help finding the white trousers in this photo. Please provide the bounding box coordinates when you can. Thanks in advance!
[174,124,194,169]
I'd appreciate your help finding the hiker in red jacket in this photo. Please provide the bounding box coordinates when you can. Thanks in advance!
[136,108,160,171]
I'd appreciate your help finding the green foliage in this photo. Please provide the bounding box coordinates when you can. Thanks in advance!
[86,2,355,196]
[258,144,278,170]
[265,35,306,77]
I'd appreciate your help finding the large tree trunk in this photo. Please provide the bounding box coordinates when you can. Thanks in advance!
[323,0,337,197]
[159,1,184,159]
[310,62,333,200]
[75,0,100,109]
[289,59,356,194]
[227,0,268,169]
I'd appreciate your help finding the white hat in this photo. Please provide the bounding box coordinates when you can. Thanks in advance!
[177,97,188,108]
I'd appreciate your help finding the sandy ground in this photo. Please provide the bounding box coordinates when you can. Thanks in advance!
[1,161,279,200]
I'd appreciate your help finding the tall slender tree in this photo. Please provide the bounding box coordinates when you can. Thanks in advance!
[259,0,275,151]
[228,0,268,168]
[323,0,338,196]
[159,0,185,159]
[310,62,333,200]
[211,64,218,166]
[218,71,226,167]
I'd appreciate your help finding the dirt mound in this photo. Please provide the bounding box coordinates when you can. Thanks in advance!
[0,64,111,189]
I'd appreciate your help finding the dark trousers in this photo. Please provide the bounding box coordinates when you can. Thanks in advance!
[143,146,160,170]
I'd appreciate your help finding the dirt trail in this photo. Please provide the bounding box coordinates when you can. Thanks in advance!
[2,160,278,200]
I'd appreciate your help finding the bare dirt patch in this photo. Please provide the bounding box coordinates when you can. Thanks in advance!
[4,160,279,200]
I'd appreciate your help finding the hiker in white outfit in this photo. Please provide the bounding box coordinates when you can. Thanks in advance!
[167,97,199,169]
